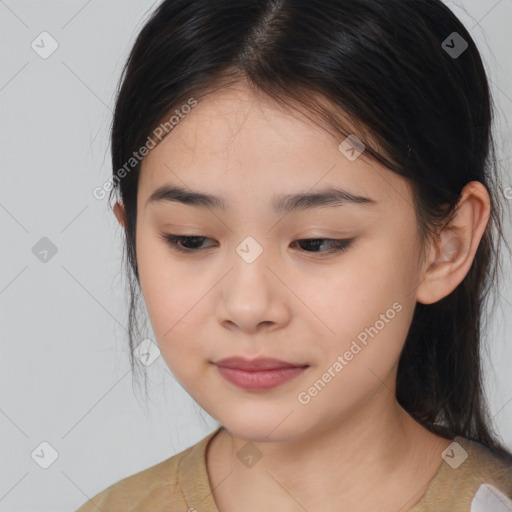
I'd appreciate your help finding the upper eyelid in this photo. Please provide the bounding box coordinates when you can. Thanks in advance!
[164,234,348,241]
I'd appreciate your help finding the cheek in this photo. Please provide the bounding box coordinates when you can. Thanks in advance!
[135,230,206,360]
[291,238,417,369]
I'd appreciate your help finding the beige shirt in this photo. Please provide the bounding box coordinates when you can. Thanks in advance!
[75,427,512,512]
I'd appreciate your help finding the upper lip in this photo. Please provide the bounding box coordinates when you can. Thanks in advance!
[213,357,309,371]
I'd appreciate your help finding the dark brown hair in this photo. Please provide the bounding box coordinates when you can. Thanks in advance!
[107,0,512,459]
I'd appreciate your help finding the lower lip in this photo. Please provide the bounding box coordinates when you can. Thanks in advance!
[215,365,308,390]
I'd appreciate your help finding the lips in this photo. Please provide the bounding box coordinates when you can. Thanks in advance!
[213,356,309,371]
[213,357,310,390]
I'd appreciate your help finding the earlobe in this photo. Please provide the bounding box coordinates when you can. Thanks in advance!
[113,201,126,228]
[416,181,491,305]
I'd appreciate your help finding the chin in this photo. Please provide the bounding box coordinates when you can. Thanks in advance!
[219,415,309,444]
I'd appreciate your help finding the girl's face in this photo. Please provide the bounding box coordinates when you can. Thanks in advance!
[134,83,426,442]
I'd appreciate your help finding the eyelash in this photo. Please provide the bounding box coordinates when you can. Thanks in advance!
[159,234,354,256]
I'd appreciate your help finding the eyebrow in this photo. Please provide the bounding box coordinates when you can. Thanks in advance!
[145,185,377,213]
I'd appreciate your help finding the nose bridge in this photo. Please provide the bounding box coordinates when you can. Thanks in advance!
[217,234,289,331]
[235,234,266,265]
[229,234,273,300]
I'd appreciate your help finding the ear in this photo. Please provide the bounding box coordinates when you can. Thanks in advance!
[113,201,126,229]
[416,181,491,305]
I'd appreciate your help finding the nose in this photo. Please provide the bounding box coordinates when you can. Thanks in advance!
[215,253,291,334]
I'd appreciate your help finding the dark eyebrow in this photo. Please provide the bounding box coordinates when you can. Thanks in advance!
[145,185,377,213]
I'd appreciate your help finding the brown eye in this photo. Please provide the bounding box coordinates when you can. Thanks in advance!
[160,234,354,256]
[160,234,217,253]
[291,238,354,255]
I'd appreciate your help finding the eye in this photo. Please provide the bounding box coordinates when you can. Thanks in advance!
[160,234,217,252]
[291,238,354,255]
[160,233,354,256]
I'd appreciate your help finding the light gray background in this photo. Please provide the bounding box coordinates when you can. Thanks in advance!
[1,1,511,511]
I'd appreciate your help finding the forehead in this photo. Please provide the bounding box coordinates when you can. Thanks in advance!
[138,83,412,212]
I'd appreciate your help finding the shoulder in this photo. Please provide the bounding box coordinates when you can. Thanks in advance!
[74,428,221,512]
[412,436,512,511]
[74,449,185,512]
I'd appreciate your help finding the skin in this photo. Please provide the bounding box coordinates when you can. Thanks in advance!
[114,81,491,511]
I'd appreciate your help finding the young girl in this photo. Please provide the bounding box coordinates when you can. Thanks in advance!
[77,0,512,510]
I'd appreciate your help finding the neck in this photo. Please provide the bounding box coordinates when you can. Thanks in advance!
[207,387,452,512]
